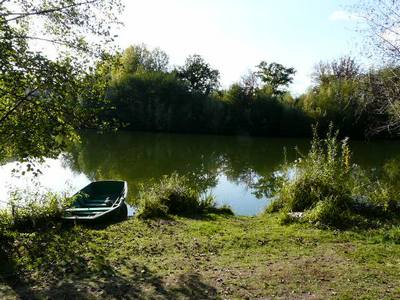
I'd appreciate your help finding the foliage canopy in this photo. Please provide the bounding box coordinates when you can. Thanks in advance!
[0,0,122,159]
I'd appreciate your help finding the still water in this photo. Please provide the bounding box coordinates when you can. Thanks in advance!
[1,131,400,215]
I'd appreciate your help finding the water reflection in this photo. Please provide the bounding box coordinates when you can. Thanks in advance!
[64,132,311,215]
[0,157,90,208]
[2,131,400,215]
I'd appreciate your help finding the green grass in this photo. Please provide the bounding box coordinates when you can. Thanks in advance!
[1,214,399,299]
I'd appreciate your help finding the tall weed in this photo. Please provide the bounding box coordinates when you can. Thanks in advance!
[136,173,232,218]
[265,125,400,228]
[1,189,69,231]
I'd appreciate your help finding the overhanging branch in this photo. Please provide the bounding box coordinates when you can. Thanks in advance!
[2,0,99,22]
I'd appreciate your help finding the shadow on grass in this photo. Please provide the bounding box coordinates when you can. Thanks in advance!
[2,259,217,299]
[0,223,218,299]
[135,206,234,222]
[0,232,39,300]
[38,268,218,299]
[171,273,218,299]
[179,207,234,221]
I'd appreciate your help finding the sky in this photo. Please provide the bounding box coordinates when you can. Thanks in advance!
[115,0,364,95]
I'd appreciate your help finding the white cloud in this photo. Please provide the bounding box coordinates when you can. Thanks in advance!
[329,10,360,22]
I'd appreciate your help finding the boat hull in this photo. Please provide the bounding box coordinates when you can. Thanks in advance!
[62,181,128,222]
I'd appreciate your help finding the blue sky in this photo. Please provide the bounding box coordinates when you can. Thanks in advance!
[116,0,363,94]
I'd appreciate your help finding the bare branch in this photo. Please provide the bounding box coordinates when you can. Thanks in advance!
[9,35,88,51]
[375,31,400,57]
[2,0,99,22]
[0,0,11,6]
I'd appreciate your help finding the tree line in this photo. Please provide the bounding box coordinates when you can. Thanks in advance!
[95,45,308,136]
[94,44,399,139]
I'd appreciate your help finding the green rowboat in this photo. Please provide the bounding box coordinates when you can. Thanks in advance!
[62,180,128,222]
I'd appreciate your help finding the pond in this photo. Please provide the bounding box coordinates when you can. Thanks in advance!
[1,131,400,216]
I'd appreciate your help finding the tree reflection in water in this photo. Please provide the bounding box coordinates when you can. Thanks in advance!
[64,131,400,214]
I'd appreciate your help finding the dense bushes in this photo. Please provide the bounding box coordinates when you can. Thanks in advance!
[95,45,313,137]
[96,46,400,139]
[298,58,400,139]
[104,69,312,136]
[298,78,368,138]
[135,173,232,219]
[0,190,69,231]
[264,126,400,228]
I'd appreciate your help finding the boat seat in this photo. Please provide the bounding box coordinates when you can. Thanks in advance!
[82,203,109,207]
[80,199,115,208]
[65,207,111,212]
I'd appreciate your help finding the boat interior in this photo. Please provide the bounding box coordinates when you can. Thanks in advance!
[64,181,126,219]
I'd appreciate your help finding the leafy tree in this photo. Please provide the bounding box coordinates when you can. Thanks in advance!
[0,0,122,159]
[148,48,170,72]
[106,70,191,131]
[256,62,296,96]
[223,71,260,108]
[114,44,169,78]
[224,84,249,106]
[177,55,220,96]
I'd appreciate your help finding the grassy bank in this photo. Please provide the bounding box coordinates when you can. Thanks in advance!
[1,214,400,299]
[1,131,400,299]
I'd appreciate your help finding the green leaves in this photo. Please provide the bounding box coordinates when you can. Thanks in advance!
[177,54,220,96]
[256,61,296,96]
[114,45,170,78]
[0,0,123,160]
